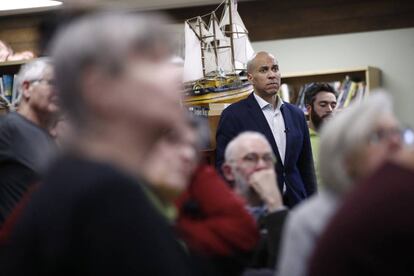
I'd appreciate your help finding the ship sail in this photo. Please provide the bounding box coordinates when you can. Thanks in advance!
[183,22,203,82]
[233,35,254,65]
[184,0,254,81]
[219,0,254,66]
[219,1,247,34]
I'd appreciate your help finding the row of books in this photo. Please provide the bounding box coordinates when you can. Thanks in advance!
[335,77,367,109]
[0,74,19,110]
[282,77,367,112]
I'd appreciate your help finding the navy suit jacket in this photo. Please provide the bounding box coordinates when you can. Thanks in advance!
[216,92,316,207]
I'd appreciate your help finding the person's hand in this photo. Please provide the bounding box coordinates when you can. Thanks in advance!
[248,168,283,212]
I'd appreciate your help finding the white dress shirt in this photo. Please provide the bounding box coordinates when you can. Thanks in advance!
[253,93,286,164]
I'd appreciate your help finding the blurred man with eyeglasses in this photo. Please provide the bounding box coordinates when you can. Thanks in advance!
[0,57,58,225]
[304,83,337,188]
[222,131,288,270]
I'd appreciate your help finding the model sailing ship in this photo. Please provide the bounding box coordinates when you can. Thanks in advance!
[183,0,254,105]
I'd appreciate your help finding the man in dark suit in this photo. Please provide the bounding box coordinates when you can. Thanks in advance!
[216,51,316,207]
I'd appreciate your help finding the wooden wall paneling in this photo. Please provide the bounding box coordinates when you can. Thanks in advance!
[164,0,414,41]
[0,13,46,54]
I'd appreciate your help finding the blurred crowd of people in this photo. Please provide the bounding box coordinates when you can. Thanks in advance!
[0,10,413,276]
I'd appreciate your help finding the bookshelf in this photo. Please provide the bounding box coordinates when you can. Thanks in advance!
[281,66,380,90]
[281,66,381,105]
[0,60,29,113]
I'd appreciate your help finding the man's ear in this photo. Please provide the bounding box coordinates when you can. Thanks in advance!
[247,72,253,83]
[22,81,31,100]
[306,104,312,114]
[222,163,235,182]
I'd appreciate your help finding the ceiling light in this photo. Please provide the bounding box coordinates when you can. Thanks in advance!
[0,0,63,16]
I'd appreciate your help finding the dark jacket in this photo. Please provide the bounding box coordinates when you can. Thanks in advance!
[216,93,316,207]
[0,156,195,275]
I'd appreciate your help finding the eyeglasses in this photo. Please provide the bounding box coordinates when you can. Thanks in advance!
[30,79,55,87]
[368,127,403,144]
[240,152,276,167]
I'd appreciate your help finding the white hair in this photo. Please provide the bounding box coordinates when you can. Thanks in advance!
[319,91,393,194]
[15,57,52,99]
[224,131,271,163]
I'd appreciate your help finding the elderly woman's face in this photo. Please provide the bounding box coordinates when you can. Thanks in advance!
[143,122,199,201]
[349,113,402,180]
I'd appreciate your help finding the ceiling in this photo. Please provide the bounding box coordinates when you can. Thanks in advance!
[62,0,239,11]
[0,0,252,16]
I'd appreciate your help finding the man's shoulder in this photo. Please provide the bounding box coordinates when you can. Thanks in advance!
[222,93,254,112]
[282,102,305,116]
[1,112,24,123]
[0,112,17,129]
[0,112,44,135]
[0,113,23,145]
[45,156,141,191]
[33,156,154,219]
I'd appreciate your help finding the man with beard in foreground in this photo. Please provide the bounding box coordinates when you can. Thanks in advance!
[304,83,337,188]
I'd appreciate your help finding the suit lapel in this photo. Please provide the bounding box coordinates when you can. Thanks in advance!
[246,93,283,166]
[280,105,291,165]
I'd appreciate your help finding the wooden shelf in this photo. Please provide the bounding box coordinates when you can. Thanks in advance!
[282,66,381,92]
[0,59,31,75]
[0,60,30,67]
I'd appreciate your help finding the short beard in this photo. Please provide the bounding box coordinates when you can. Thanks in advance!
[311,109,331,131]
[233,172,250,198]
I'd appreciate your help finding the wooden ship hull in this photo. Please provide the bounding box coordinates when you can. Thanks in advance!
[184,82,252,105]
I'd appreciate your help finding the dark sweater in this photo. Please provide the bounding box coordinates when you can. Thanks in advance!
[309,161,414,276]
[0,112,56,225]
[0,156,194,275]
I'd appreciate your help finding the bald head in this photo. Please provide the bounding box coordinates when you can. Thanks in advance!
[246,51,276,74]
[246,51,281,100]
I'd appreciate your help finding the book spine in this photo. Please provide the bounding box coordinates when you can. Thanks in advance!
[336,76,350,109]
[2,74,13,103]
[11,74,18,104]
[343,81,357,108]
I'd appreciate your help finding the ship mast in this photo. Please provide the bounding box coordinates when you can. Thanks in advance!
[211,12,219,72]
[197,17,206,77]
[227,0,236,72]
